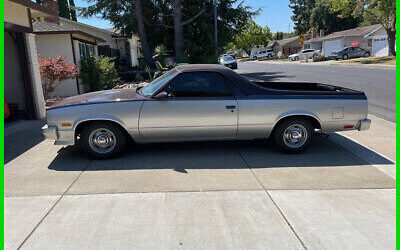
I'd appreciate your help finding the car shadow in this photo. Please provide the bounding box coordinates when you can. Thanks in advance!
[5,119,45,164]
[48,134,393,172]
[240,72,294,82]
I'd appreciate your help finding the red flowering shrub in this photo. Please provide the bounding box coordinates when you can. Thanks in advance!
[38,55,78,99]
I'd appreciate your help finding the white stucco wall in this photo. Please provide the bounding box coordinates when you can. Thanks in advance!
[35,34,79,98]
[5,0,30,28]
[25,33,46,118]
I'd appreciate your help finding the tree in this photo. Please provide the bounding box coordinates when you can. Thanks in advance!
[230,20,271,54]
[132,0,156,67]
[81,0,255,64]
[69,0,77,21]
[329,0,396,56]
[289,0,316,34]
[38,56,78,99]
[57,0,71,19]
[310,0,361,34]
[172,0,205,63]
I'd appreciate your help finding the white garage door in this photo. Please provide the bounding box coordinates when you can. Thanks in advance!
[372,36,389,57]
[323,39,343,57]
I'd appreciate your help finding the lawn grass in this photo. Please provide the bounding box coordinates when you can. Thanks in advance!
[341,56,396,65]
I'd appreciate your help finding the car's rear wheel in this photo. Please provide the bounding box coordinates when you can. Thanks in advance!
[274,118,314,154]
[295,56,299,61]
[81,122,126,159]
[342,54,348,60]
[253,56,257,60]
[364,52,370,57]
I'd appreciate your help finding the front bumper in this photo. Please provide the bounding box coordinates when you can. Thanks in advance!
[358,119,371,131]
[223,62,237,69]
[42,124,58,140]
[42,124,75,145]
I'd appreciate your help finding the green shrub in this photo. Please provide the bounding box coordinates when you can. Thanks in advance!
[79,56,120,92]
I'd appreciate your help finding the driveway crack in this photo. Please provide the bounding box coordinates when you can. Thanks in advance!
[235,146,308,250]
[16,160,92,249]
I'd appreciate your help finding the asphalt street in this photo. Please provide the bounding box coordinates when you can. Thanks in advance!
[237,61,396,122]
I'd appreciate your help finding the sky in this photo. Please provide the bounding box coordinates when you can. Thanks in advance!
[74,0,295,33]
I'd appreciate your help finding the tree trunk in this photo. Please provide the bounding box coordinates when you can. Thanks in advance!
[69,0,77,21]
[386,28,396,56]
[133,0,156,68]
[173,0,184,63]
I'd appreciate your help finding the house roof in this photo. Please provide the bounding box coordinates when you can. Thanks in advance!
[305,24,382,44]
[275,36,300,46]
[33,21,106,42]
[59,17,115,36]
[8,0,58,17]
[267,40,277,48]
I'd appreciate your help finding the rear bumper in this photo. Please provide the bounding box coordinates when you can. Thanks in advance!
[358,119,371,131]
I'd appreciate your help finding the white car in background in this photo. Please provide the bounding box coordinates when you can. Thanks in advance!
[250,49,275,60]
[289,49,321,61]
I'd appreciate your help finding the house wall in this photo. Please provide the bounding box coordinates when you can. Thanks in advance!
[25,33,46,118]
[5,0,30,28]
[304,42,322,50]
[35,34,79,98]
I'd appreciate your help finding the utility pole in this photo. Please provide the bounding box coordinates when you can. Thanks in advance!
[213,0,218,58]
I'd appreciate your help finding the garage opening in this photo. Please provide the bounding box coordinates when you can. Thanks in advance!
[5,31,37,120]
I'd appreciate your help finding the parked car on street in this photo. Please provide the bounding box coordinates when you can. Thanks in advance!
[43,64,370,158]
[219,55,238,69]
[289,49,321,61]
[332,47,371,60]
[250,49,275,60]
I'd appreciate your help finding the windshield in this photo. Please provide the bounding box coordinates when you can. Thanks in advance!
[140,68,178,96]
[222,55,234,61]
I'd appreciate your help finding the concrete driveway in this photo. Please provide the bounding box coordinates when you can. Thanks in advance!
[5,115,396,250]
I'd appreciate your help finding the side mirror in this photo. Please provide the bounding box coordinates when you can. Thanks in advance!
[154,91,169,100]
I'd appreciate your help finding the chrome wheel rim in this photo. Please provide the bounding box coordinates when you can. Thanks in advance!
[283,124,308,148]
[88,128,116,154]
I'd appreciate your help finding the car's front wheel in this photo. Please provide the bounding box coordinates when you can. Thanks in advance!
[81,122,127,159]
[342,54,349,60]
[364,52,370,57]
[274,118,314,154]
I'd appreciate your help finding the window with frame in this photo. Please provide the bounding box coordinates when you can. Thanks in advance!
[79,42,94,60]
[162,72,233,98]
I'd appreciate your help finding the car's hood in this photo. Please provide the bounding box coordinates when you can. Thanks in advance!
[48,89,146,109]
[288,54,299,57]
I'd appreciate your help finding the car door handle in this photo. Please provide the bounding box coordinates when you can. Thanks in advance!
[226,105,236,110]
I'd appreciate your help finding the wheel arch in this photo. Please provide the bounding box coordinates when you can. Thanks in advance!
[271,112,322,136]
[74,117,132,141]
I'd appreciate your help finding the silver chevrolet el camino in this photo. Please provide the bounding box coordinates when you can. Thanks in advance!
[42,64,371,158]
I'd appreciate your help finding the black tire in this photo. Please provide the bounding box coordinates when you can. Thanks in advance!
[364,52,370,57]
[313,54,318,59]
[342,54,348,60]
[253,56,257,61]
[80,122,127,159]
[295,56,299,61]
[274,118,314,154]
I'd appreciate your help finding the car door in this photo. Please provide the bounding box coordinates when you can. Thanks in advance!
[139,72,238,142]
[354,47,363,57]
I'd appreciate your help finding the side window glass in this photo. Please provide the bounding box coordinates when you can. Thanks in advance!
[163,72,233,98]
